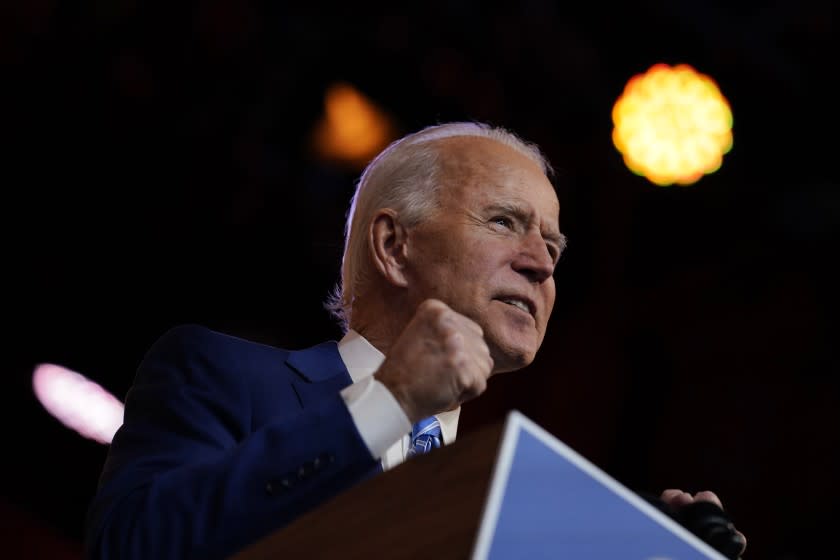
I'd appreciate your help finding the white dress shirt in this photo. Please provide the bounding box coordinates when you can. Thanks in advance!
[338,329,460,471]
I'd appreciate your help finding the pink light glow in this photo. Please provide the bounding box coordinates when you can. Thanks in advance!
[32,363,124,444]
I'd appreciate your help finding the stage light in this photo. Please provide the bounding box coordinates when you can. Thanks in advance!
[311,82,395,169]
[32,363,124,445]
[612,63,733,186]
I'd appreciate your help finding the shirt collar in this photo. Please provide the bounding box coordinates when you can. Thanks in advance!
[338,329,460,443]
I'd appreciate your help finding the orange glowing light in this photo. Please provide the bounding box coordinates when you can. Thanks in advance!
[612,63,733,186]
[312,82,395,169]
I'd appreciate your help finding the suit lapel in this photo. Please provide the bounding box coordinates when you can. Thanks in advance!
[285,341,353,408]
[287,341,384,476]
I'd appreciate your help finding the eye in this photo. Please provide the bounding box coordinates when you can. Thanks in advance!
[491,216,514,229]
[546,236,567,264]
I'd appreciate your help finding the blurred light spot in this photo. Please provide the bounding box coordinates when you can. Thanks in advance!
[32,363,124,444]
[612,63,733,186]
[312,82,395,169]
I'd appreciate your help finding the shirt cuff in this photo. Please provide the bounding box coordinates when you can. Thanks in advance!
[340,376,411,460]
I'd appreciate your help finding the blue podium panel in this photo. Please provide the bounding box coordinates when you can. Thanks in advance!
[473,412,725,560]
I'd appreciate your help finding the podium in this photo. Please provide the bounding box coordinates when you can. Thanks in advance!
[230,411,727,559]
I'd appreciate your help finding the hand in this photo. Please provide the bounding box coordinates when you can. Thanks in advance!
[661,489,747,557]
[375,299,494,424]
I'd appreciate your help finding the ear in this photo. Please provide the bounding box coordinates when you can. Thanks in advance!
[368,208,409,288]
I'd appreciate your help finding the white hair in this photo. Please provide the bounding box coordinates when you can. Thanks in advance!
[325,121,553,332]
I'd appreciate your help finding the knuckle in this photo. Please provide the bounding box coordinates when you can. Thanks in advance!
[453,366,471,383]
[422,298,447,313]
[694,490,720,503]
[418,298,438,311]
[417,299,443,320]
[442,326,462,345]
[434,310,457,331]
[446,350,466,371]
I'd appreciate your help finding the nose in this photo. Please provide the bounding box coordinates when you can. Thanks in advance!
[512,230,555,284]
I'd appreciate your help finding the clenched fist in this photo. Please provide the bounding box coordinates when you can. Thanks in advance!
[374,299,494,424]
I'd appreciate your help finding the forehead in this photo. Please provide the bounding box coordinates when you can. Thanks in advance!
[435,136,560,218]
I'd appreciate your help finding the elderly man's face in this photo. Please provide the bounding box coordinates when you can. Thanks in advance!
[405,136,563,373]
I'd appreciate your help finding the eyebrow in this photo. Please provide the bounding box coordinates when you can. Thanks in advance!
[484,202,566,247]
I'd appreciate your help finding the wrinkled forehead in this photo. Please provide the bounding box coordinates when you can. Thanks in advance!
[434,136,559,214]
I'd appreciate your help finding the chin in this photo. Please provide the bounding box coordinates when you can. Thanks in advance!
[489,336,539,374]
[479,309,544,373]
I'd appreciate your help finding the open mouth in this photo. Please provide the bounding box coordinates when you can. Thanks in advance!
[496,296,535,317]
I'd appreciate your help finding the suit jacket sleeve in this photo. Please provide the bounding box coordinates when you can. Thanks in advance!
[85,325,379,560]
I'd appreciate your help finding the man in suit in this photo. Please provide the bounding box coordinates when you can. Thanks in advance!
[86,122,744,559]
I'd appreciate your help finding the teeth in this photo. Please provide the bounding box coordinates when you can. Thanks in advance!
[502,298,530,313]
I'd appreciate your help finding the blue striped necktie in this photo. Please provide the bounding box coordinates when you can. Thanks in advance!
[406,416,442,457]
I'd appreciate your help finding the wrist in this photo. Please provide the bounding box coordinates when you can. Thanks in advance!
[374,369,419,424]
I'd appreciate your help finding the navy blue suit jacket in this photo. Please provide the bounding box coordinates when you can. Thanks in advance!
[85,324,381,560]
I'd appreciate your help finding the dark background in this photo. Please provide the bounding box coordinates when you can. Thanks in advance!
[3,1,837,558]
